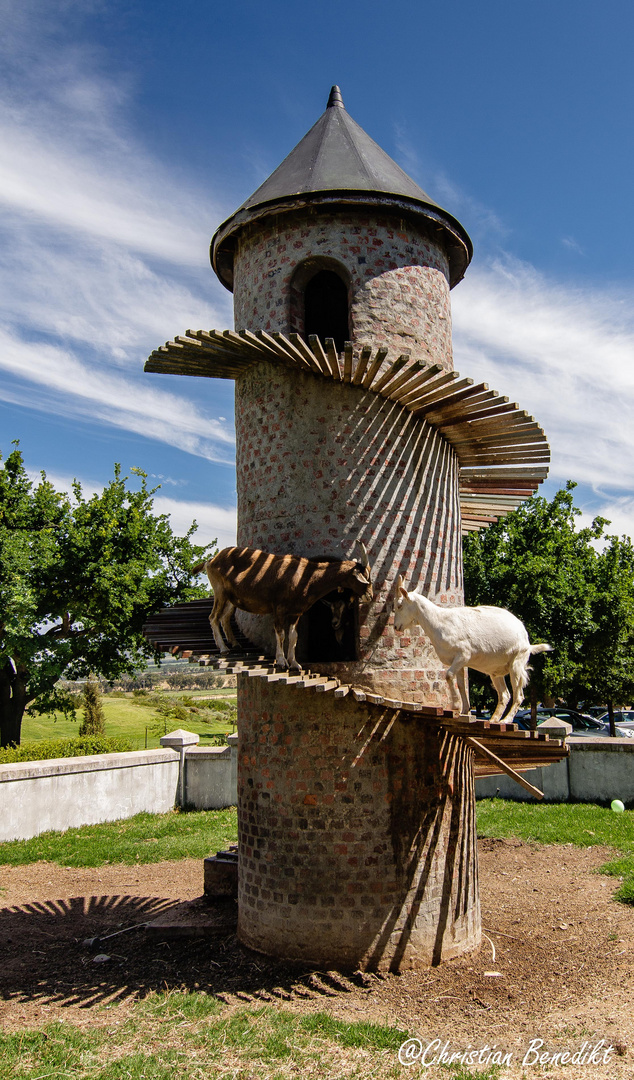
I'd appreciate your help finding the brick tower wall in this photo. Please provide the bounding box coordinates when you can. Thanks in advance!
[232,208,454,372]
[234,361,463,706]
[237,678,481,970]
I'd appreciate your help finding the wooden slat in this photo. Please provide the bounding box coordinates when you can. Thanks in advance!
[383,359,429,399]
[271,331,316,373]
[351,345,372,386]
[343,342,354,383]
[400,370,458,407]
[362,347,389,389]
[371,354,410,394]
[325,338,342,381]
[308,335,332,376]
[390,362,443,402]
[286,332,325,374]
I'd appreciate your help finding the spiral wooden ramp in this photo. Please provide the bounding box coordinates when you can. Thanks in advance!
[145,329,550,534]
[143,599,568,797]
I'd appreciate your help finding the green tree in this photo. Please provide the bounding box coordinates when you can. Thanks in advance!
[78,675,106,736]
[581,535,634,734]
[0,444,214,747]
[462,483,606,712]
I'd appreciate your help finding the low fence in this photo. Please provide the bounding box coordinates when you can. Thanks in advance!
[2,733,633,844]
[0,734,238,843]
[476,737,634,804]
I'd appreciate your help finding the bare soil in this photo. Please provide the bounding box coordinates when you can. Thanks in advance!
[1,839,633,1077]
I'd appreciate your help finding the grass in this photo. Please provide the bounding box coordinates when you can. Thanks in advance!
[0,995,502,1080]
[20,691,236,751]
[0,808,238,867]
[477,798,634,903]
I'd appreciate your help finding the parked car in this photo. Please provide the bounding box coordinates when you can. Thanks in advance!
[513,707,633,737]
[595,710,634,731]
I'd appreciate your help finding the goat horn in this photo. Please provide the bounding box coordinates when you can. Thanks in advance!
[357,541,370,569]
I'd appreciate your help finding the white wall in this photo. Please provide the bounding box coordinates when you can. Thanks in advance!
[0,737,239,842]
[476,737,634,804]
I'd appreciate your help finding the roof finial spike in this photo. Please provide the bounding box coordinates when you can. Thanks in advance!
[327,85,345,109]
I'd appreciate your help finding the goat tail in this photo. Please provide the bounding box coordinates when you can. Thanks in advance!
[530,643,554,655]
[191,560,209,575]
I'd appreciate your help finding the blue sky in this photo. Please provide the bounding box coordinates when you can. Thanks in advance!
[2,0,634,547]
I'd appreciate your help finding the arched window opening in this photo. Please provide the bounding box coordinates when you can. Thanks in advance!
[304,270,349,353]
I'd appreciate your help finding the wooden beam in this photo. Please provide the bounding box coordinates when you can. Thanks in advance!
[465,737,544,799]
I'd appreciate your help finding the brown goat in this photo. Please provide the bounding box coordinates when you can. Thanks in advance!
[192,544,372,670]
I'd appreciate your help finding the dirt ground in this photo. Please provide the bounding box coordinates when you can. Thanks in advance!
[1,839,633,1078]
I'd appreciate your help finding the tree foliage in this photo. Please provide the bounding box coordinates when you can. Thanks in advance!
[463,483,634,714]
[0,444,214,746]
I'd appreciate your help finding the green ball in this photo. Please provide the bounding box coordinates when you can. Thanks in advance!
[611,799,625,813]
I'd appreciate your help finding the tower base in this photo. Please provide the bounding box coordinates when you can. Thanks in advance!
[237,677,481,970]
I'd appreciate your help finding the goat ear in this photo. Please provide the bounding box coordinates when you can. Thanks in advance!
[396,574,408,598]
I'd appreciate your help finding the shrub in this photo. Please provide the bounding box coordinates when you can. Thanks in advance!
[78,676,106,736]
[0,736,133,764]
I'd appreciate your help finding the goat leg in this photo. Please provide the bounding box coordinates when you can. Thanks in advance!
[286,620,302,672]
[489,674,510,722]
[274,624,288,669]
[220,603,239,650]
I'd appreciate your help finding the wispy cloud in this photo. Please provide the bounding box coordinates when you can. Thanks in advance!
[0,328,234,463]
[0,0,234,460]
[452,256,634,492]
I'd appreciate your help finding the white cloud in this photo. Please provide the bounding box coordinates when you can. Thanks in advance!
[0,1,235,460]
[152,496,236,548]
[452,257,634,493]
[0,328,234,463]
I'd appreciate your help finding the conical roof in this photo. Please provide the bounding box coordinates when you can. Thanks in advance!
[211,87,472,290]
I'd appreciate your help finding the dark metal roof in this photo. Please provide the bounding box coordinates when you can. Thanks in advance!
[211,87,473,290]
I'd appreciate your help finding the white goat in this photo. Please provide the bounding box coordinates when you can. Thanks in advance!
[393,576,553,722]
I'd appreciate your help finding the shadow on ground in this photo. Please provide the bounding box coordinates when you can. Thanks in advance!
[0,893,374,1010]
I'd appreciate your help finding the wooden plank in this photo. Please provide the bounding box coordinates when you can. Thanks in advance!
[271,331,315,373]
[286,333,325,374]
[352,688,367,702]
[334,685,350,697]
[308,335,332,377]
[314,679,340,692]
[371,354,410,394]
[438,404,527,429]
[460,466,550,478]
[390,362,443,402]
[343,342,354,383]
[325,338,342,381]
[400,370,458,407]
[420,385,497,418]
[351,345,372,386]
[362,347,389,389]
[251,329,300,369]
[451,430,549,449]
[383,359,429,399]
[412,376,476,413]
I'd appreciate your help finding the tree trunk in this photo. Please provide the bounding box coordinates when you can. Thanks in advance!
[607,697,616,738]
[0,661,29,747]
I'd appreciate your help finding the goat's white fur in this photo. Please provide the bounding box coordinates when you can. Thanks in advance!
[393,576,553,721]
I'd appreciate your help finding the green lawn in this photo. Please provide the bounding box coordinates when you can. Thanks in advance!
[21,691,236,751]
[0,808,238,866]
[477,798,634,902]
[0,999,424,1080]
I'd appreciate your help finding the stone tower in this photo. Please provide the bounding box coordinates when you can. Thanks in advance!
[145,87,552,970]
[210,86,475,705]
